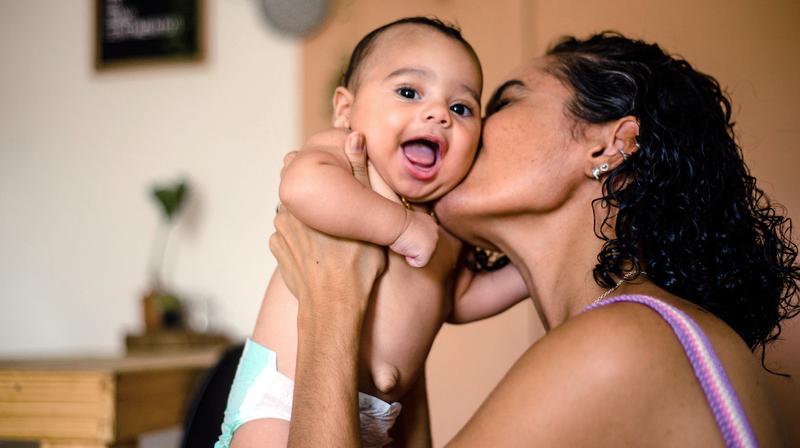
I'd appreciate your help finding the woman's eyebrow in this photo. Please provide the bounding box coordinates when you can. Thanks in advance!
[490,79,524,102]
[486,79,525,114]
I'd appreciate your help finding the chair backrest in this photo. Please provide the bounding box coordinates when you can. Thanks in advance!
[181,343,244,448]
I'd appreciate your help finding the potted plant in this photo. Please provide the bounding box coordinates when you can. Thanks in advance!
[143,179,190,331]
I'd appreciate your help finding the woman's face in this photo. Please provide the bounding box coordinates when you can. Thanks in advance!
[435,58,588,245]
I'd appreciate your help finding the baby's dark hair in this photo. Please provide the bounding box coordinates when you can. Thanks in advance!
[545,32,800,366]
[340,16,481,91]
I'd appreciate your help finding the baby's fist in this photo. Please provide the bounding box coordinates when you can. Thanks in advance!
[389,210,439,267]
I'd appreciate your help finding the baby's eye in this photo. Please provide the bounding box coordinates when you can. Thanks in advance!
[450,103,473,117]
[396,87,420,100]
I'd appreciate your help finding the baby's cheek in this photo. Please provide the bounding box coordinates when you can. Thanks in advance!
[459,126,481,156]
[440,161,471,192]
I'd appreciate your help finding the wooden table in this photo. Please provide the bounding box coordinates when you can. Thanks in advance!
[0,350,220,447]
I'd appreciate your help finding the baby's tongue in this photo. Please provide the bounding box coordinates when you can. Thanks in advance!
[402,141,436,167]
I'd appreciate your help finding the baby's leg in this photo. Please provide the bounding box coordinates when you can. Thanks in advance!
[231,419,288,448]
[360,251,452,401]
[252,270,298,377]
[229,270,297,448]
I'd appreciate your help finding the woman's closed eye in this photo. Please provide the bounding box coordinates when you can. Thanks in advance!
[486,96,510,116]
[396,87,421,100]
[486,79,524,116]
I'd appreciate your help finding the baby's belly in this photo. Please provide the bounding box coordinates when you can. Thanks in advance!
[358,252,452,403]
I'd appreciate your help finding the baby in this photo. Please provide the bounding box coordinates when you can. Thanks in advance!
[217,17,529,448]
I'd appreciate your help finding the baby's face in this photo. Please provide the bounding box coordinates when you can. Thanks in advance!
[346,25,482,202]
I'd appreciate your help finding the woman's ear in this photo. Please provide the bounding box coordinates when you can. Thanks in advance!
[611,116,640,158]
[584,116,639,180]
[332,86,355,129]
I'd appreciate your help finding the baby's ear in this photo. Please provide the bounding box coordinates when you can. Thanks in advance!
[332,86,354,129]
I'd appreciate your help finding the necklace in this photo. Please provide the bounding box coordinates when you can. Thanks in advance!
[399,195,439,223]
[591,271,646,306]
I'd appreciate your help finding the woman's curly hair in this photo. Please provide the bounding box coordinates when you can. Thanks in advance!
[546,32,800,360]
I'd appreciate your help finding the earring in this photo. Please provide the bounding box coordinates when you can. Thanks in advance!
[592,163,610,181]
[618,149,629,161]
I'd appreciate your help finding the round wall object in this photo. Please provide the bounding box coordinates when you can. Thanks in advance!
[260,0,329,37]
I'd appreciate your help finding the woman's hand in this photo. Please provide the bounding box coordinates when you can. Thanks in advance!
[270,131,386,314]
[271,130,385,447]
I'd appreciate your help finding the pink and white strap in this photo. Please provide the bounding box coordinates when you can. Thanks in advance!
[585,294,758,448]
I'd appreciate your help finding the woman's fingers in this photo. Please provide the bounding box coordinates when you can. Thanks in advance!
[283,150,299,166]
[280,151,299,179]
[344,132,370,187]
[270,204,386,307]
[269,218,306,299]
[270,209,311,299]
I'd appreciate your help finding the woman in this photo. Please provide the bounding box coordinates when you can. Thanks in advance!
[270,32,798,446]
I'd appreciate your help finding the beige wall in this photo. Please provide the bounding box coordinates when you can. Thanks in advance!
[0,0,298,355]
[302,0,800,446]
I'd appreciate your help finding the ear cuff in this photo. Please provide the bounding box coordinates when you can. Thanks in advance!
[594,137,642,181]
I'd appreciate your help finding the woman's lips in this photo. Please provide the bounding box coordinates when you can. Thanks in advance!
[401,137,445,181]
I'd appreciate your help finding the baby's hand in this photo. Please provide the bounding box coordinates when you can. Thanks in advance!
[389,209,439,267]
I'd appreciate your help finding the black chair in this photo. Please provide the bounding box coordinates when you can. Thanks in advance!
[180,343,244,448]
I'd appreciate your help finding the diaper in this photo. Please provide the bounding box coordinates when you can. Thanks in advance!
[215,339,402,448]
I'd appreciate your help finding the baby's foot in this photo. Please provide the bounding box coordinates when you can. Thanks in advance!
[372,363,400,395]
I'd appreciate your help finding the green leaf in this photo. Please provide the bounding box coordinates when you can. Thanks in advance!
[152,180,189,221]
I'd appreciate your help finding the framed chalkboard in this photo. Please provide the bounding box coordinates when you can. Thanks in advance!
[95,0,203,69]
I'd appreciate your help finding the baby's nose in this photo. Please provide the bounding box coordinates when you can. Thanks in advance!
[425,105,451,126]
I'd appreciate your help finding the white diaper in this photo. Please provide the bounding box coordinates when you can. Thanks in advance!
[215,339,402,448]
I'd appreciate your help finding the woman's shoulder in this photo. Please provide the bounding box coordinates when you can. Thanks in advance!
[534,294,731,407]
[549,294,784,445]
[560,293,762,384]
[449,293,785,447]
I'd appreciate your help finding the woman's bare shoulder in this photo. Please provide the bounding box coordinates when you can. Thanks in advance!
[448,298,784,447]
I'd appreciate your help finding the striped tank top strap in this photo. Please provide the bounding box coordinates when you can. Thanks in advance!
[584,294,758,448]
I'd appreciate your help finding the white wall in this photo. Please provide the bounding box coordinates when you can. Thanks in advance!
[0,0,298,356]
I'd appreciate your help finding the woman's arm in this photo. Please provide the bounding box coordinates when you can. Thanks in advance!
[270,132,383,447]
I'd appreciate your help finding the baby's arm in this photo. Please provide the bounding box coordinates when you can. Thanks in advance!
[279,130,438,267]
[449,262,529,324]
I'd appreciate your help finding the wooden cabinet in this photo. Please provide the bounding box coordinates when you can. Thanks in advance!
[0,350,219,447]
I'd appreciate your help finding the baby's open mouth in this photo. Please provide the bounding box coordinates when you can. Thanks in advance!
[400,136,446,182]
[401,138,441,169]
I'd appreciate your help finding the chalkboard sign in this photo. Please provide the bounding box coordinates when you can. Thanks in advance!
[95,0,203,69]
